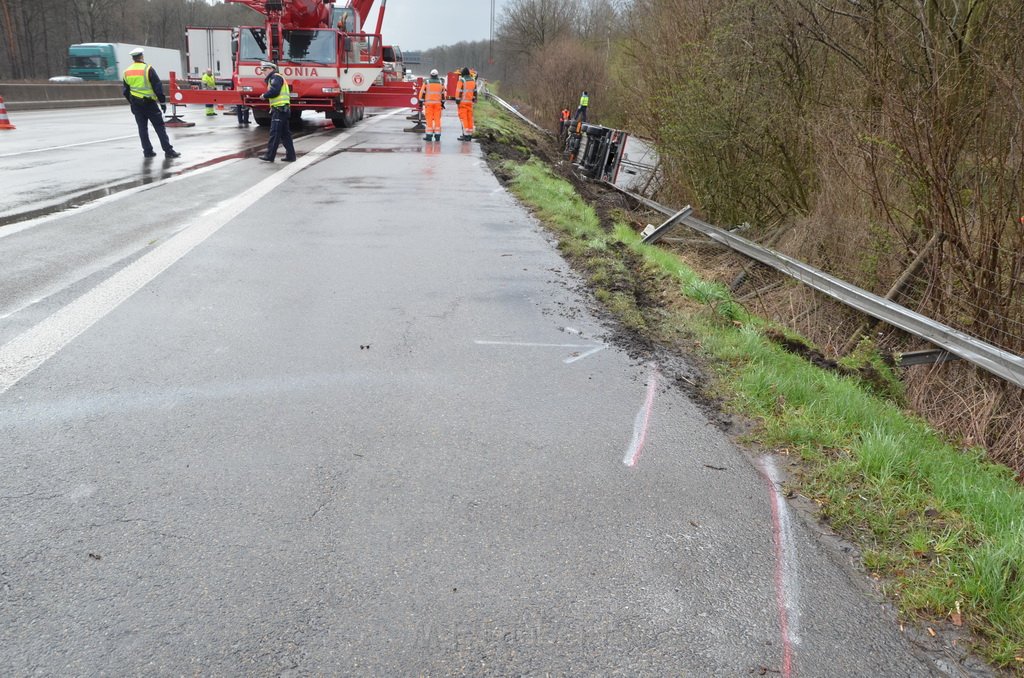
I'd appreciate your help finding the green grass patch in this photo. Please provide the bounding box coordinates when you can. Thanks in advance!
[487,108,1024,670]
[475,96,541,147]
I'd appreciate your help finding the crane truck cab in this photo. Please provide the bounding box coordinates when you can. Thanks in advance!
[380,45,404,84]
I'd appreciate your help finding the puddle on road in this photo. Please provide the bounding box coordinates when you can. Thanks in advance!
[0,151,254,228]
[0,127,324,229]
[336,146,425,153]
[3,128,432,229]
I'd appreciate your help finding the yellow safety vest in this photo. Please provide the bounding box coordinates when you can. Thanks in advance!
[123,62,156,100]
[579,94,589,107]
[201,73,216,89]
[268,75,291,109]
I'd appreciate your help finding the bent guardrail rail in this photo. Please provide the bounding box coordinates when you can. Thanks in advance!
[486,92,552,137]
[624,197,1024,389]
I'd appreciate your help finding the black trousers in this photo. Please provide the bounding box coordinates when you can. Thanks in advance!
[236,104,250,124]
[265,107,295,160]
[131,99,174,154]
[574,106,588,123]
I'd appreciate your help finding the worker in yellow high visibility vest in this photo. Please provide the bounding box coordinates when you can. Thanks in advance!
[574,90,589,123]
[121,47,180,158]
[201,68,217,116]
[256,61,296,162]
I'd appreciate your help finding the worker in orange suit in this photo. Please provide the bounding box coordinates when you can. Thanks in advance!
[559,107,571,136]
[418,69,445,142]
[454,66,477,141]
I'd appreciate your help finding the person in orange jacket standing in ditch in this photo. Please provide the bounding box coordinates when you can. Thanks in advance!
[418,69,445,142]
[454,66,477,141]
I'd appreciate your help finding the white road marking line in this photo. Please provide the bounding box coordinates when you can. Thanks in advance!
[0,135,138,158]
[474,339,607,363]
[474,340,594,348]
[0,159,243,240]
[564,344,605,363]
[0,112,398,397]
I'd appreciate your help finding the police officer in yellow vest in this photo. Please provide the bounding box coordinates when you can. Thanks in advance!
[257,61,296,162]
[121,47,180,158]
[574,90,589,123]
[201,68,217,116]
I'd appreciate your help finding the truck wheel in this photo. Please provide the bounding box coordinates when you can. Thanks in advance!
[329,111,354,128]
[253,111,271,127]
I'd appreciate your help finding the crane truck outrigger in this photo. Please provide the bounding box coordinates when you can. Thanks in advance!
[169,0,418,128]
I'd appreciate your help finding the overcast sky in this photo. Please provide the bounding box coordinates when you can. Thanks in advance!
[374,0,512,51]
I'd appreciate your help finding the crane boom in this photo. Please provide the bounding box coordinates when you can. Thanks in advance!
[226,1,379,30]
[349,0,376,25]
[225,0,331,29]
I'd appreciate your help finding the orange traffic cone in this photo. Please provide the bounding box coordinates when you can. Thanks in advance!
[0,96,15,130]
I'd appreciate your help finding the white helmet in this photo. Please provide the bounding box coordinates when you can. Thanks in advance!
[430,69,438,77]
[129,47,144,57]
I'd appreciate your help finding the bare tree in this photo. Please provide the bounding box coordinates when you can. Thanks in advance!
[496,0,582,58]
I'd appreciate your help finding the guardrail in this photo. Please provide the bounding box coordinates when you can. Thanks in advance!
[630,203,1024,389]
[484,91,552,137]
[486,92,1024,390]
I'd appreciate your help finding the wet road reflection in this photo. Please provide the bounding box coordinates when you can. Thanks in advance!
[0,109,349,228]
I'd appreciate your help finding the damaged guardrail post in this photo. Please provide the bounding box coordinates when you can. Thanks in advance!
[641,206,694,244]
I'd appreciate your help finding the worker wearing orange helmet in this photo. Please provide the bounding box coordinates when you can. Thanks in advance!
[418,69,445,142]
[454,66,477,141]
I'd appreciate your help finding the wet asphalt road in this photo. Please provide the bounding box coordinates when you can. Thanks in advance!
[0,107,947,675]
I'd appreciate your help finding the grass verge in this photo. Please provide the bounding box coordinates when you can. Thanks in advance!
[475,97,1024,671]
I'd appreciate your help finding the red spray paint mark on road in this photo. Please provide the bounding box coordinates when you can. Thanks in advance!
[758,456,799,678]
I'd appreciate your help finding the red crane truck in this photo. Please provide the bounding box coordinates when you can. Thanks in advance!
[169,0,419,128]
